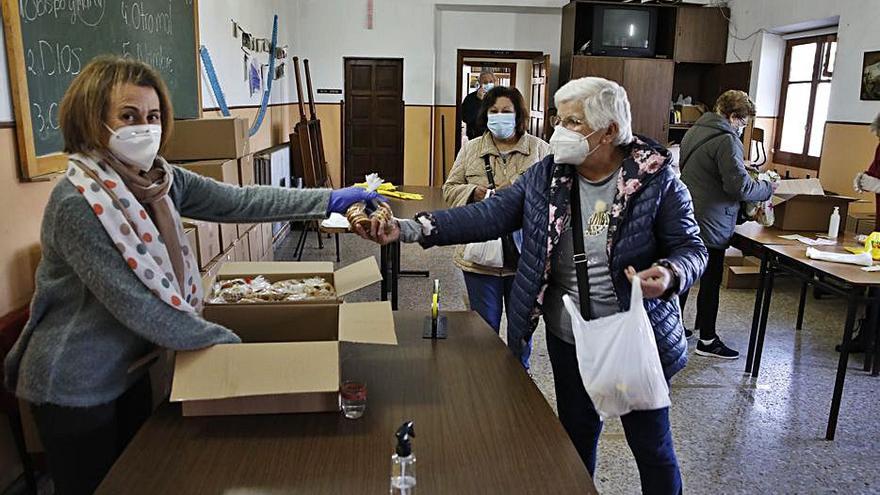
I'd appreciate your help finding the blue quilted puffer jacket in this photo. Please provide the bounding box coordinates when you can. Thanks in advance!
[416,137,707,379]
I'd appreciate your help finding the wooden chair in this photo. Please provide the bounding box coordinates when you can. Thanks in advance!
[0,306,38,494]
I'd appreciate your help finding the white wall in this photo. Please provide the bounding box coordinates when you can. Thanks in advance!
[198,0,299,108]
[434,7,561,106]
[295,0,437,105]
[728,0,880,122]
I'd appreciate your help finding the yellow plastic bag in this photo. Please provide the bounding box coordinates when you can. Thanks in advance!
[845,232,880,260]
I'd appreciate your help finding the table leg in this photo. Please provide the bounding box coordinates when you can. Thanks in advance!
[796,281,809,331]
[826,288,860,440]
[380,244,389,302]
[873,325,880,377]
[864,289,878,373]
[391,241,400,310]
[335,233,341,263]
[745,251,769,374]
[316,222,324,250]
[751,260,776,378]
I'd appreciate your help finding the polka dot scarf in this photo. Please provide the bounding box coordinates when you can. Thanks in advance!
[66,153,203,313]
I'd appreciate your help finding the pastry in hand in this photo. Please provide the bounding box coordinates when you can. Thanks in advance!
[345,202,371,230]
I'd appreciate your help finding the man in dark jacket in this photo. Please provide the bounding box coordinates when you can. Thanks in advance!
[461,70,496,139]
[359,77,708,495]
[679,90,774,359]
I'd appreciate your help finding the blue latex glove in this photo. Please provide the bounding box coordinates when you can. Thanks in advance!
[327,187,386,214]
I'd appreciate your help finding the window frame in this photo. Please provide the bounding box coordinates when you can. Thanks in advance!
[773,33,837,170]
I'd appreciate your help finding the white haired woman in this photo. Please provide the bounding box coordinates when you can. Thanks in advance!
[357,77,707,494]
[854,112,880,229]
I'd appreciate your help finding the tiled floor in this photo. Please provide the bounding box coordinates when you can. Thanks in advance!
[285,228,880,495]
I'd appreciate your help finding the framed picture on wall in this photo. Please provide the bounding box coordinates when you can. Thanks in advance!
[861,50,880,100]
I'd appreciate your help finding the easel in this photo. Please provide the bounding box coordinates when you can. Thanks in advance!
[290,57,335,260]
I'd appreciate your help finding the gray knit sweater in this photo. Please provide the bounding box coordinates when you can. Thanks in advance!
[5,166,331,407]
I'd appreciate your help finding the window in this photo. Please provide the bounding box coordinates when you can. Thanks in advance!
[773,34,837,170]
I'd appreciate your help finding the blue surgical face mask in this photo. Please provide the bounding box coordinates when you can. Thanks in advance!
[482,83,495,92]
[487,113,516,140]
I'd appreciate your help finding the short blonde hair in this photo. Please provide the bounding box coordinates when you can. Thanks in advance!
[714,90,755,119]
[59,55,174,154]
[554,77,633,146]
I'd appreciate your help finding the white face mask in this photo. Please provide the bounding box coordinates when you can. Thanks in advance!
[105,124,161,172]
[549,125,601,165]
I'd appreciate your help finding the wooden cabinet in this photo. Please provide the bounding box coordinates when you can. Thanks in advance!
[571,56,673,143]
[673,6,729,64]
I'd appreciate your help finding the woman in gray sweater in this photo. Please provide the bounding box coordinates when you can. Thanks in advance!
[4,56,377,495]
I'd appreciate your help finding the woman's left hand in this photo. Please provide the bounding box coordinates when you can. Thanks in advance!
[327,187,386,214]
[625,265,671,299]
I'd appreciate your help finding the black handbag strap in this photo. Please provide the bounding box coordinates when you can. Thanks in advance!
[482,155,497,190]
[569,179,592,320]
[679,130,734,171]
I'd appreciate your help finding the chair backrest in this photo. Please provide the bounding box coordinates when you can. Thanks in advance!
[0,306,29,412]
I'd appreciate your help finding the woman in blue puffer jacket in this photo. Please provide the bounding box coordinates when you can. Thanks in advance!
[357,77,707,494]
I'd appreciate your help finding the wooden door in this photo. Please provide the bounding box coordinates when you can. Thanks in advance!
[529,54,552,140]
[623,59,674,143]
[674,6,729,64]
[344,58,404,185]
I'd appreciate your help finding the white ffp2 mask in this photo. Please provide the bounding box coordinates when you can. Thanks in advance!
[550,125,600,165]
[105,124,161,172]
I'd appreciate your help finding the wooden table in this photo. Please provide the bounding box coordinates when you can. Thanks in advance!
[750,243,880,440]
[731,223,848,374]
[97,311,596,494]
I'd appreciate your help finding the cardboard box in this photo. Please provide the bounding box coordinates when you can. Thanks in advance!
[219,223,237,251]
[724,265,760,290]
[234,235,251,262]
[184,227,198,261]
[183,220,222,269]
[206,258,382,307]
[200,258,224,294]
[178,158,240,185]
[724,247,744,267]
[262,249,275,262]
[771,179,857,231]
[219,244,235,265]
[846,212,876,235]
[164,117,250,161]
[171,259,390,416]
[248,227,263,263]
[262,223,274,254]
[238,154,255,187]
[679,104,703,123]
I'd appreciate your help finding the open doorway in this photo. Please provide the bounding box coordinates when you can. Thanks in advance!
[455,49,551,156]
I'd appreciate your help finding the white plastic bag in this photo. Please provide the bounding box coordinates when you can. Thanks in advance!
[462,238,504,267]
[461,189,504,267]
[561,277,671,420]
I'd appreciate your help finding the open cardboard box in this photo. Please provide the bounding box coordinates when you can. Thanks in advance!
[771,178,856,231]
[171,258,392,416]
[204,257,382,308]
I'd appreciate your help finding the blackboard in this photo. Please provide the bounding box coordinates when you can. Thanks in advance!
[1,0,201,179]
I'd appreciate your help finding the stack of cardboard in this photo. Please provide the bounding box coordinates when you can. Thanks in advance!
[165,116,263,272]
[846,212,876,235]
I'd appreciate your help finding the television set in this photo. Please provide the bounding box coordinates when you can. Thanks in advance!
[591,5,658,58]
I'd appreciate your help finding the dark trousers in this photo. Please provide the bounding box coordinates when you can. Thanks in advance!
[462,271,532,367]
[31,374,152,495]
[546,332,682,495]
[679,246,725,341]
